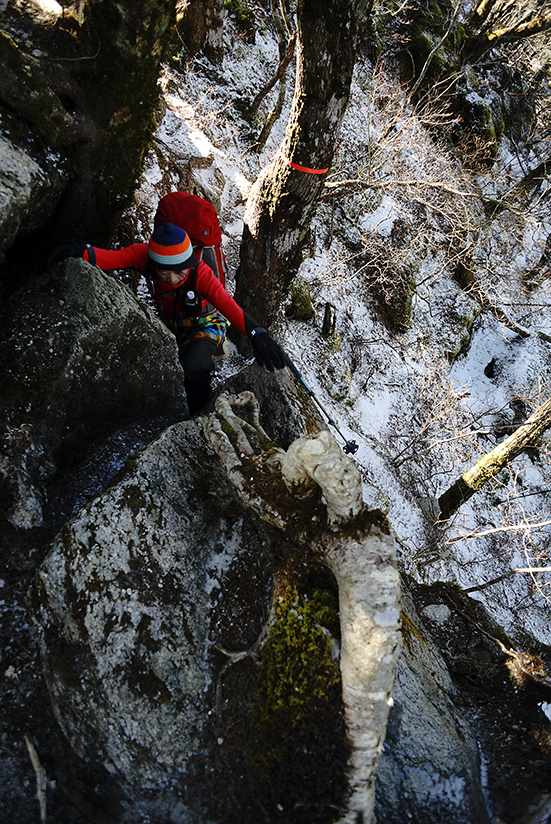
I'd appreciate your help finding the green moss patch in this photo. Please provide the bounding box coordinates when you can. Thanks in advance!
[224,0,255,41]
[256,583,341,726]
[212,571,349,823]
[285,278,315,321]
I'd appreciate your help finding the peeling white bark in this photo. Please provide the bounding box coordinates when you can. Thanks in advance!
[207,392,402,824]
[327,533,401,824]
[281,429,362,524]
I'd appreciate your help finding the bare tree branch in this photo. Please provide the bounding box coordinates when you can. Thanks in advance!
[446,519,551,543]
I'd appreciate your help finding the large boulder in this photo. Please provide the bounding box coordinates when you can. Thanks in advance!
[30,384,400,823]
[30,384,495,824]
[0,259,185,536]
[30,398,347,823]
[32,419,259,793]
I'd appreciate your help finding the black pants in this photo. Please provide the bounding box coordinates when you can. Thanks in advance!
[178,337,218,416]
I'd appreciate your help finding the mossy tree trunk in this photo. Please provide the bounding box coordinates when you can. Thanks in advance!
[233,0,370,329]
[438,397,551,520]
[462,0,551,63]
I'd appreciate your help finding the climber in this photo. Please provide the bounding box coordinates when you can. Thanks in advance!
[45,223,285,416]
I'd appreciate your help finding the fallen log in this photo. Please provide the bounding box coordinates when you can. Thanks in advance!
[438,397,551,520]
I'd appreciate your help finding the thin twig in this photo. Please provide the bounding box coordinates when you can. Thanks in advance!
[25,735,47,823]
[464,567,551,593]
[408,0,463,98]
[446,519,551,544]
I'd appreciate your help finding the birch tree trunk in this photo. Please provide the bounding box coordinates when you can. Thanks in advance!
[206,394,402,824]
[234,0,369,329]
[438,397,551,520]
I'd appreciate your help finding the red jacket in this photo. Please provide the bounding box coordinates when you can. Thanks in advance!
[84,243,254,336]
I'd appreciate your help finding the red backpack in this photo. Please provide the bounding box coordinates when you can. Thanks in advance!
[154,191,227,287]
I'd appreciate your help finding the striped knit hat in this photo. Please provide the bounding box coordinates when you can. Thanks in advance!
[148,223,196,270]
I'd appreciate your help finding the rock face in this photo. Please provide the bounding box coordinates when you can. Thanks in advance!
[0,259,185,534]
[376,593,491,824]
[0,0,178,246]
[32,419,249,790]
[0,136,64,267]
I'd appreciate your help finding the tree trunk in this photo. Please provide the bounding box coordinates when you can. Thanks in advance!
[175,0,224,63]
[234,0,369,329]
[463,12,551,63]
[438,397,551,520]
[206,394,401,824]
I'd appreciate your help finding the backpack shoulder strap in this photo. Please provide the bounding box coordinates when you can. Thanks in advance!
[185,264,198,292]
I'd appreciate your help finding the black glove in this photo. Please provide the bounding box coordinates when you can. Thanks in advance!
[44,240,94,271]
[249,327,286,371]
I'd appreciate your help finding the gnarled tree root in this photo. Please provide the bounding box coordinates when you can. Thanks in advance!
[205,391,402,824]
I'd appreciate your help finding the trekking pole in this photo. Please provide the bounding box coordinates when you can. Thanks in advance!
[280,348,359,455]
